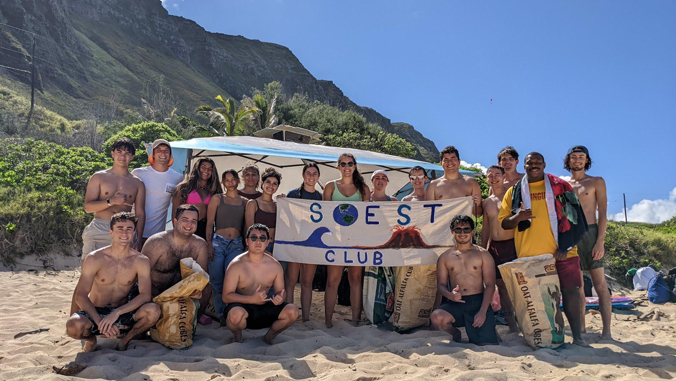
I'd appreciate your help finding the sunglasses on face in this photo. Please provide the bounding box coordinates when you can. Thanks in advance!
[339,162,355,168]
[409,175,425,181]
[248,235,268,242]
[452,227,473,234]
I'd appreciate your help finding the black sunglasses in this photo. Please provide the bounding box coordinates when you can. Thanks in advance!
[248,235,268,242]
[452,227,473,234]
[339,162,355,168]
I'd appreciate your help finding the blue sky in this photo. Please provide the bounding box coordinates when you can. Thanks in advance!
[162,0,676,223]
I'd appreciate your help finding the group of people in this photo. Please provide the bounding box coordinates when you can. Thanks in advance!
[66,136,611,351]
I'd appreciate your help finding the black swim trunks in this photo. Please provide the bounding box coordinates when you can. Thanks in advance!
[224,301,288,330]
[437,293,498,345]
[76,306,138,336]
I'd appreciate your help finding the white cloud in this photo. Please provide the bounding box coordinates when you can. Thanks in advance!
[461,160,487,174]
[611,187,676,223]
[558,175,572,182]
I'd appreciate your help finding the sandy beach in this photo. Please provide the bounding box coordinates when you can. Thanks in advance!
[1,256,675,381]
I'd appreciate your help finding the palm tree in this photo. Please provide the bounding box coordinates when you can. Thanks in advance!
[196,95,259,136]
[252,93,279,130]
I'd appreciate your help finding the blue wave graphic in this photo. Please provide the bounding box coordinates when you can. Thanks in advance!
[276,227,354,249]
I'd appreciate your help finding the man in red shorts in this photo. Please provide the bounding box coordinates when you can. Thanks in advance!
[481,165,519,332]
[499,152,588,346]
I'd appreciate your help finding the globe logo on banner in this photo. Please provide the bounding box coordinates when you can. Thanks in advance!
[333,204,359,226]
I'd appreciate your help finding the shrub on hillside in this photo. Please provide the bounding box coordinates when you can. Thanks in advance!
[102,122,182,168]
[0,138,110,264]
[604,221,676,286]
[0,138,109,192]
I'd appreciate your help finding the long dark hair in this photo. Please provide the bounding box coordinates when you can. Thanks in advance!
[339,153,367,197]
[174,158,222,203]
[299,162,321,198]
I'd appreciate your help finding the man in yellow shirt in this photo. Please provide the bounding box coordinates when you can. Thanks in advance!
[499,152,587,346]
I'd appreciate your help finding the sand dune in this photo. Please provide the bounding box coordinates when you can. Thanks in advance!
[1,257,675,380]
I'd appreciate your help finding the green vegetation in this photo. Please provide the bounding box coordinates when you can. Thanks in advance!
[0,139,109,264]
[604,220,676,286]
[276,94,417,158]
[196,95,260,137]
[102,122,183,168]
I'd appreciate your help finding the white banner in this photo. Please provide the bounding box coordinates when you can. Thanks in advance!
[273,197,473,266]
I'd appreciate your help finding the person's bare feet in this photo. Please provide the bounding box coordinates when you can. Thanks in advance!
[572,338,590,347]
[262,330,279,345]
[451,329,462,343]
[232,331,243,343]
[325,319,333,329]
[599,333,614,341]
[82,337,97,352]
[344,319,360,327]
[115,336,132,351]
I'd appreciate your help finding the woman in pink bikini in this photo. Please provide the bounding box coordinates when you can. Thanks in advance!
[172,158,222,240]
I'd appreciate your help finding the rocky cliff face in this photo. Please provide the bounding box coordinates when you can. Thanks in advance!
[0,0,438,161]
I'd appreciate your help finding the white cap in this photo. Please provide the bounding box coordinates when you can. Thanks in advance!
[371,169,389,181]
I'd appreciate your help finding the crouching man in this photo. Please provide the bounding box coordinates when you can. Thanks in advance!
[431,215,499,345]
[66,212,160,352]
[223,223,299,344]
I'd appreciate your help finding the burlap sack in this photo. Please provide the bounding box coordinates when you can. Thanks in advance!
[363,266,395,325]
[150,258,210,349]
[391,265,437,331]
[498,254,565,349]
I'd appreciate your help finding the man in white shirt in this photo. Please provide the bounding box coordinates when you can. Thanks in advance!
[132,139,184,249]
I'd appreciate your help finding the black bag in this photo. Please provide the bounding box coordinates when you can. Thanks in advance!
[337,268,351,306]
[583,274,593,297]
[313,265,327,292]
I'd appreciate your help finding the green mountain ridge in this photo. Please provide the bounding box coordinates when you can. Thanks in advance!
[0,0,439,161]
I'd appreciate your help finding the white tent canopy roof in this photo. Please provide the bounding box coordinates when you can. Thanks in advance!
[169,136,474,197]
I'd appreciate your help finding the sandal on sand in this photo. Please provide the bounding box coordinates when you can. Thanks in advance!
[198,315,213,325]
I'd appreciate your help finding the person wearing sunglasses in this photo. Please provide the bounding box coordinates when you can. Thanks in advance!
[430,215,498,346]
[283,162,323,319]
[222,223,299,344]
[322,153,370,328]
[401,166,428,202]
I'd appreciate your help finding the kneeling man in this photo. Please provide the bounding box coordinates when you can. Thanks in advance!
[66,212,160,352]
[431,215,498,345]
[142,205,212,318]
[223,223,299,344]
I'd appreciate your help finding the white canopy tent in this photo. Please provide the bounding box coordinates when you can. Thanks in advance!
[168,136,475,197]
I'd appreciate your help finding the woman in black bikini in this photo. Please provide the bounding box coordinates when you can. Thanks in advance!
[245,167,281,254]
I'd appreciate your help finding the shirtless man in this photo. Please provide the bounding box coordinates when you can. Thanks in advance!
[71,137,146,315]
[480,165,519,332]
[565,146,611,340]
[83,137,146,254]
[497,146,524,189]
[401,166,428,202]
[425,146,482,216]
[223,223,299,344]
[66,213,160,352]
[142,204,212,317]
[430,215,498,345]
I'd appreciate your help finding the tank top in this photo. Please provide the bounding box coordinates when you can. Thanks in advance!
[186,189,211,205]
[254,199,277,228]
[369,195,392,202]
[331,180,362,202]
[215,195,246,232]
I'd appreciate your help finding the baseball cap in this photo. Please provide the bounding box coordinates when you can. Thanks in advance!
[567,145,589,156]
[148,139,174,166]
[371,169,389,181]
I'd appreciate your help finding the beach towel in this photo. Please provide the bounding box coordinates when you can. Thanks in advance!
[511,174,588,253]
[363,266,395,325]
[150,258,210,349]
